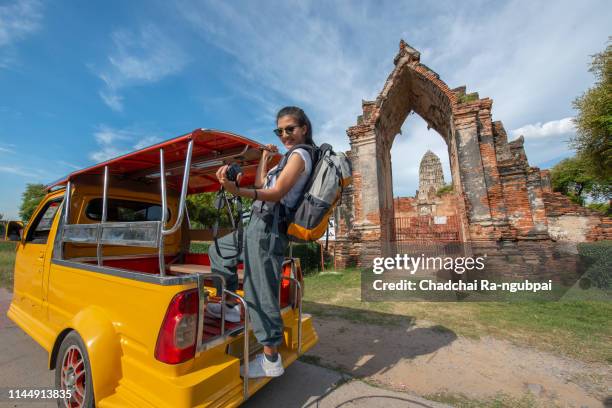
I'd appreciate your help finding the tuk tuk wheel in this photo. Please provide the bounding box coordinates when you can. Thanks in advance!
[55,331,95,408]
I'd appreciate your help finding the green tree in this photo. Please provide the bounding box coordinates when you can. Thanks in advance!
[571,39,612,180]
[550,156,611,205]
[186,192,252,229]
[19,183,47,222]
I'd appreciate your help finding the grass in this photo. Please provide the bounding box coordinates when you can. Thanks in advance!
[2,241,609,363]
[0,241,16,290]
[303,268,612,363]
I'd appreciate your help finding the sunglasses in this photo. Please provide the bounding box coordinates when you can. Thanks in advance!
[273,125,301,137]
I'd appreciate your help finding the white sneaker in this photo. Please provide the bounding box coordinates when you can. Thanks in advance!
[240,353,284,378]
[205,302,241,323]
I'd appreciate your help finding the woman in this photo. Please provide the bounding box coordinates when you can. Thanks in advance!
[207,106,314,378]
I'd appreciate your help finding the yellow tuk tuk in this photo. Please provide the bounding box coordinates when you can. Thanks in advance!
[8,129,318,407]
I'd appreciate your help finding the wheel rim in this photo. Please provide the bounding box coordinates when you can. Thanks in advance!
[60,345,87,408]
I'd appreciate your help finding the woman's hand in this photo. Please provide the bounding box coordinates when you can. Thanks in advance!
[261,144,278,164]
[216,164,242,195]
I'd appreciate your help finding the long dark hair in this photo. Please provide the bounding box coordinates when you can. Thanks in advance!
[276,106,315,146]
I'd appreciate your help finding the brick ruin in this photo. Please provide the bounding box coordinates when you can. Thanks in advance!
[392,151,461,242]
[333,40,611,268]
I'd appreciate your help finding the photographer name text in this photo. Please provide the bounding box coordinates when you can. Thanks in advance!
[372,279,553,293]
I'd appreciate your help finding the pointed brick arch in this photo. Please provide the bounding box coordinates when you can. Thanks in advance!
[334,40,557,267]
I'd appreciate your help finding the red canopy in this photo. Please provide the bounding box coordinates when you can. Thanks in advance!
[46,128,280,194]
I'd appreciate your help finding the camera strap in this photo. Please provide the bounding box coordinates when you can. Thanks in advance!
[213,186,243,260]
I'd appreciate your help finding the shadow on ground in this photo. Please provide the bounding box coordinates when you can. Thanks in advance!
[302,301,458,378]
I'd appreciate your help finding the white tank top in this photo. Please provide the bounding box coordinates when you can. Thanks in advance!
[264,148,312,208]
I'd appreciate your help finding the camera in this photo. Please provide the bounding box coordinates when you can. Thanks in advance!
[225,163,242,182]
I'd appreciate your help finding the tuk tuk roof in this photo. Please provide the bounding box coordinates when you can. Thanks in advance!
[46,128,280,194]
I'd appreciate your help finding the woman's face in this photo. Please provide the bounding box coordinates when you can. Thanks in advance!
[276,115,307,150]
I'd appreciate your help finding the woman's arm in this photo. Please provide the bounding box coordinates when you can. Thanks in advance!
[254,156,267,189]
[217,153,305,202]
[254,144,278,188]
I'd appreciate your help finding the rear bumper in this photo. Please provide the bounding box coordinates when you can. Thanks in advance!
[98,313,318,408]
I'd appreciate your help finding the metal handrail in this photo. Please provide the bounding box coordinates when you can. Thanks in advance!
[159,148,167,276]
[97,166,109,266]
[162,140,193,236]
[63,181,71,224]
[223,290,250,401]
[196,274,205,353]
[158,139,193,276]
[203,273,227,336]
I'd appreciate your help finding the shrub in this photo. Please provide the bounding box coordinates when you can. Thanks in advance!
[190,241,210,254]
[578,241,612,289]
[189,239,335,275]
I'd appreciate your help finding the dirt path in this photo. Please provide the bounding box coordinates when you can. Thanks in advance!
[306,316,610,407]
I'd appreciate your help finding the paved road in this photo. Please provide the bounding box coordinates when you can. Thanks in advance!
[0,289,448,408]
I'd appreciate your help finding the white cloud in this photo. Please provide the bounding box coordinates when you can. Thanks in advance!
[90,146,124,163]
[99,90,124,112]
[57,160,81,170]
[0,0,42,47]
[391,115,452,197]
[91,125,135,162]
[176,0,381,152]
[175,0,609,184]
[90,125,164,162]
[94,125,132,145]
[510,117,575,140]
[508,117,576,167]
[96,24,189,111]
[134,136,162,150]
[0,146,16,154]
[0,0,43,68]
[0,164,45,178]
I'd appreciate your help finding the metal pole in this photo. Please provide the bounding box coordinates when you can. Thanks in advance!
[196,274,205,354]
[60,180,72,261]
[320,242,325,271]
[64,181,71,224]
[163,140,193,236]
[224,290,249,401]
[97,166,109,266]
[159,148,167,276]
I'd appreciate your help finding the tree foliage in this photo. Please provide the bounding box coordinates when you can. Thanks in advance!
[186,192,253,229]
[571,39,612,180]
[19,184,47,222]
[550,156,611,205]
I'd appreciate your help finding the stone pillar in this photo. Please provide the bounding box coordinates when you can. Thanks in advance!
[526,168,550,236]
[345,122,384,267]
[453,105,496,239]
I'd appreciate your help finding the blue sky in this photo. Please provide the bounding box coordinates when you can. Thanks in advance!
[0,0,610,219]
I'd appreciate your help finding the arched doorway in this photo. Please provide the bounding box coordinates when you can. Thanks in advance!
[333,40,555,268]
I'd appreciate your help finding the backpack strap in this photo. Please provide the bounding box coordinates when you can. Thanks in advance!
[259,143,317,212]
[275,144,317,174]
[268,201,281,256]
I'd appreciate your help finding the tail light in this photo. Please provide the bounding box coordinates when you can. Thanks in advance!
[155,288,199,364]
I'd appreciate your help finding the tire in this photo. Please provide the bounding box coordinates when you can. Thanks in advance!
[55,331,95,408]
